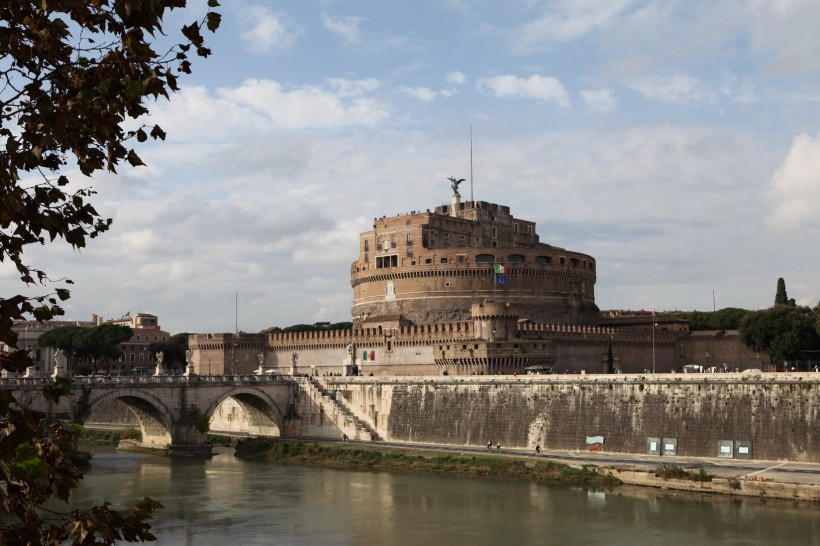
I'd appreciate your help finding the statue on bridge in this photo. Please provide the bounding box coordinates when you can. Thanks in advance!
[50,349,66,378]
[154,351,165,377]
[183,349,195,377]
[255,352,266,375]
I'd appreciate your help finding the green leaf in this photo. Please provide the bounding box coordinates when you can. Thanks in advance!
[56,288,71,301]
[125,79,147,97]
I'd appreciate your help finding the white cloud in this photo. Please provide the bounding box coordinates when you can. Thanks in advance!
[766,132,820,229]
[624,72,715,103]
[322,14,363,44]
[477,75,570,107]
[399,86,437,102]
[510,0,636,52]
[747,0,820,75]
[326,78,381,97]
[446,71,467,85]
[148,79,389,138]
[239,6,302,53]
[580,88,617,112]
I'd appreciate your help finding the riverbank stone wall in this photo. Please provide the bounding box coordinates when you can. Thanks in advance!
[321,373,820,462]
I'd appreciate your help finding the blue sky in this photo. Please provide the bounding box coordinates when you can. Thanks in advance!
[4,0,820,334]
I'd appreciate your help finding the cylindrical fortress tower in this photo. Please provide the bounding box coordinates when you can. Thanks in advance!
[351,199,598,327]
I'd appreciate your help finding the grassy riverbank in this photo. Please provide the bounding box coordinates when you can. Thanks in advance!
[234,438,621,488]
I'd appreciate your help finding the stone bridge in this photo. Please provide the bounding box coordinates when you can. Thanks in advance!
[2,374,378,455]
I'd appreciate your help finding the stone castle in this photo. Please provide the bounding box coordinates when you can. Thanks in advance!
[190,189,765,376]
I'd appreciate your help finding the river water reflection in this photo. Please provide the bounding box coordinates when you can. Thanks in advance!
[68,447,820,545]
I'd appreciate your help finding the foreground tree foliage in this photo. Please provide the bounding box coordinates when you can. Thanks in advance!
[1,0,219,543]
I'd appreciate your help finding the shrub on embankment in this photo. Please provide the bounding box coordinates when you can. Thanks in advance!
[234,438,621,488]
[75,426,141,445]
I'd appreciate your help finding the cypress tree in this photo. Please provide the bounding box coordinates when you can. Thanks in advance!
[775,278,788,306]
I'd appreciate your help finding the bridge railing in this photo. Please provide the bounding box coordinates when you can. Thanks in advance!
[0,373,293,388]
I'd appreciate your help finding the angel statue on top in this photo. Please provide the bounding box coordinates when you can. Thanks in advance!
[448,176,465,197]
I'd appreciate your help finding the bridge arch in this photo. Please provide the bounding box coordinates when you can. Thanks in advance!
[86,389,176,449]
[204,387,285,437]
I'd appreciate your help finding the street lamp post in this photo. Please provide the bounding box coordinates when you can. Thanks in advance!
[652,314,656,373]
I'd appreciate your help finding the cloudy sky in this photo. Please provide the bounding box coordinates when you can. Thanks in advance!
[5,0,820,335]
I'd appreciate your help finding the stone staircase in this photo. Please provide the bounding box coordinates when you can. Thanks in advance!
[302,376,379,441]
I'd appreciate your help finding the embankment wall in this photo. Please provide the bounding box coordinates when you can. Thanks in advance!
[323,373,820,462]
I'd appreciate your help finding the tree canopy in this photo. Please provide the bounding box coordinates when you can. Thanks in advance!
[740,305,820,366]
[149,332,189,370]
[38,322,133,373]
[668,308,751,331]
[1,1,219,543]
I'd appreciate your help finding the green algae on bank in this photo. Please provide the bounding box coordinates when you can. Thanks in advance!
[234,438,622,488]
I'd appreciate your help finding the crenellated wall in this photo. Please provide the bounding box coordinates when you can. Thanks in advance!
[322,373,820,462]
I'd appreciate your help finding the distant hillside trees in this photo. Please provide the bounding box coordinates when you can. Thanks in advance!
[669,308,751,331]
[278,322,354,333]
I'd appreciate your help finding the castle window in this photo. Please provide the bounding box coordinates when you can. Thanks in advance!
[560,256,566,265]
[514,223,519,232]
[364,252,369,262]
[376,255,398,268]
[445,281,450,287]
[406,234,413,245]
[507,254,525,263]
[391,235,397,248]
[536,256,552,264]
[376,237,382,249]
[475,254,495,263]
[527,225,533,234]
[492,227,497,239]
[570,258,579,267]
[426,258,432,264]
[444,232,449,239]
[457,255,466,263]
[440,258,448,264]
[364,240,369,251]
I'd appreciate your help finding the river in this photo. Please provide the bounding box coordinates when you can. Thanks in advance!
[66,447,820,545]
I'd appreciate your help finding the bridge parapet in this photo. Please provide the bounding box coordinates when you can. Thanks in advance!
[0,373,292,390]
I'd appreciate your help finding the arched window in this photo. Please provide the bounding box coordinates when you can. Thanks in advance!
[475,254,495,263]
[507,254,525,263]
[535,256,552,264]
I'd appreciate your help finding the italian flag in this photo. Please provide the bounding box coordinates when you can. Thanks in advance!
[495,264,509,275]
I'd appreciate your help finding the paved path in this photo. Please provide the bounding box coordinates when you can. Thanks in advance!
[348,439,820,486]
